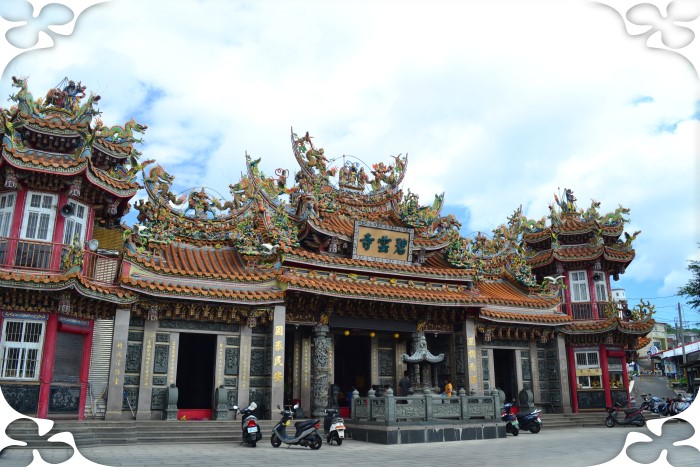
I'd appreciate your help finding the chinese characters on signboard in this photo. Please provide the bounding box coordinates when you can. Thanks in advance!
[353,221,414,265]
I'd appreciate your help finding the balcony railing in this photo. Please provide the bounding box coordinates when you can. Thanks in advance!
[0,236,121,285]
[571,302,594,320]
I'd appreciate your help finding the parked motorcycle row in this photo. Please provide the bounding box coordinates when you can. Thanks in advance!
[500,401,543,436]
[642,393,695,417]
[604,393,696,428]
[231,402,345,449]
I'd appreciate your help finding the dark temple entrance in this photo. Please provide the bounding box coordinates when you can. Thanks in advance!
[334,334,371,398]
[493,348,517,403]
[176,333,216,409]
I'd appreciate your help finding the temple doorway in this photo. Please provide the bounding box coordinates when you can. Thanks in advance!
[176,333,216,411]
[334,334,371,398]
[493,348,517,403]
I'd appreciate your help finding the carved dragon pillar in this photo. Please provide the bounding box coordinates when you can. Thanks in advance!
[311,324,331,417]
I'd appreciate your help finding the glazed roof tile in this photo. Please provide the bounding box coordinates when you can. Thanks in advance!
[560,317,655,335]
[0,270,135,303]
[20,112,88,132]
[280,269,556,309]
[89,162,139,190]
[479,308,572,324]
[527,244,634,268]
[4,146,87,170]
[281,245,475,279]
[121,276,284,303]
[125,242,275,281]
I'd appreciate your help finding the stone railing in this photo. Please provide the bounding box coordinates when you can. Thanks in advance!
[351,388,500,424]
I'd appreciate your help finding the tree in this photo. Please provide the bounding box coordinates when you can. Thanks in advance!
[678,245,700,311]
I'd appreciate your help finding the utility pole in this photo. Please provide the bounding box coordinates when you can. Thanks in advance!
[678,303,686,365]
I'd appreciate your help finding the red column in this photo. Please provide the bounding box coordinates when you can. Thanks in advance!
[587,270,599,319]
[563,272,572,316]
[621,352,630,407]
[37,314,58,418]
[78,319,94,420]
[600,345,611,408]
[567,346,578,413]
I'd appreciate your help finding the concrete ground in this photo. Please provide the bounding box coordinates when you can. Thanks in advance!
[1,423,698,467]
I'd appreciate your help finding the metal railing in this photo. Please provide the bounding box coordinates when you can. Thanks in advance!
[351,387,500,424]
[0,236,121,284]
[571,302,594,320]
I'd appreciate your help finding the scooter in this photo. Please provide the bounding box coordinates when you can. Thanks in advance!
[517,408,543,434]
[232,402,262,447]
[605,401,647,427]
[270,404,323,450]
[323,408,346,445]
[501,402,519,436]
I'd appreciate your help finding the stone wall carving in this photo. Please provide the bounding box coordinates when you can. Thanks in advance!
[153,344,169,374]
[1,384,39,413]
[150,387,167,410]
[225,347,239,375]
[378,349,395,376]
[48,386,80,413]
[250,349,266,376]
[125,343,142,373]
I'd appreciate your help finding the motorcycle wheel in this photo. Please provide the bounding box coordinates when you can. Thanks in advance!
[605,417,615,428]
[511,427,519,436]
[529,424,541,434]
[634,419,646,427]
[250,440,257,448]
[270,434,282,448]
[309,433,323,450]
[334,435,343,446]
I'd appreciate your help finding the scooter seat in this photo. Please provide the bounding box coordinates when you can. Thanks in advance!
[623,408,640,414]
[294,419,316,429]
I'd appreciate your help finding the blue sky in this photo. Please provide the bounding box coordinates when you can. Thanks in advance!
[1,0,698,327]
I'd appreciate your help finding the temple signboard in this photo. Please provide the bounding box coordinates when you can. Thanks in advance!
[352,221,414,265]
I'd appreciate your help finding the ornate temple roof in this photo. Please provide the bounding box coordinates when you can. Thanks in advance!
[1,77,144,221]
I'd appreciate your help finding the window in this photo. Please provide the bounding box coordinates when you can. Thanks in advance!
[0,192,16,237]
[21,192,57,241]
[0,319,45,380]
[593,273,608,301]
[62,200,88,246]
[569,271,590,302]
[575,349,602,389]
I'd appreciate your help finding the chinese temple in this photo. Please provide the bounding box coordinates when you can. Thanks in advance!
[0,78,654,423]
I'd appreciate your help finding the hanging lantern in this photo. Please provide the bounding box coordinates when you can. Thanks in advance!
[393,332,400,339]
[370,331,376,338]
[343,330,350,336]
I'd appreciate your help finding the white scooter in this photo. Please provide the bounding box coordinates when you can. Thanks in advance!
[232,402,262,447]
[323,408,346,445]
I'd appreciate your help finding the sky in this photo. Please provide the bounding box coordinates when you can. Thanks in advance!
[0,0,698,328]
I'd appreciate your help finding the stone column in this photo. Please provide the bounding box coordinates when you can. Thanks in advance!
[464,321,479,393]
[311,324,331,417]
[300,335,312,416]
[529,340,541,403]
[270,305,286,413]
[370,333,379,387]
[237,320,252,408]
[292,328,302,401]
[213,334,227,419]
[557,334,573,413]
[105,308,130,420]
[135,318,157,420]
[395,339,406,393]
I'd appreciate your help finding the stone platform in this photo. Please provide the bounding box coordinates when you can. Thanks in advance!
[345,420,506,445]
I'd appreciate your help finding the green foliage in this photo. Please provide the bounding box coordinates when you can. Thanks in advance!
[678,244,700,311]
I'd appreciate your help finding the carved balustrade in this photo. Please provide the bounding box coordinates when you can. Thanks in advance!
[351,388,500,424]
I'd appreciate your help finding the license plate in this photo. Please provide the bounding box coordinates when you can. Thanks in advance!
[247,427,258,433]
[337,430,345,438]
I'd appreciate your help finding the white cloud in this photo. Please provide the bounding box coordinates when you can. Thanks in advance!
[1,0,698,309]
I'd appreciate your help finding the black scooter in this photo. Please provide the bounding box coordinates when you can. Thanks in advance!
[270,404,322,450]
[232,402,262,447]
[605,401,647,427]
[517,408,543,434]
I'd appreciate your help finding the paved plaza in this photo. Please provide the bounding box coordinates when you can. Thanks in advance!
[1,423,699,467]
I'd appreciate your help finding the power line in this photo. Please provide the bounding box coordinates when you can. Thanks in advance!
[626,295,678,300]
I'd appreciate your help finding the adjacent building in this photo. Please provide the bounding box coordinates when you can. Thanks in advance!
[0,78,655,422]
